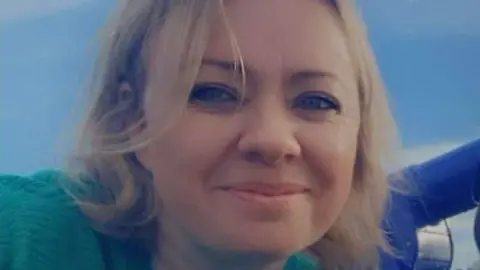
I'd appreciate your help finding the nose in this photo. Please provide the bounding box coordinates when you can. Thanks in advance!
[237,108,301,166]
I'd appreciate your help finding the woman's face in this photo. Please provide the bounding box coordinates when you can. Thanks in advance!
[140,0,360,256]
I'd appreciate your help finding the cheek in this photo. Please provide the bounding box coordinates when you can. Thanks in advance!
[143,113,239,202]
[303,122,358,183]
[301,122,358,220]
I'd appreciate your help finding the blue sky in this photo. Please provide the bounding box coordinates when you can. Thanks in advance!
[1,0,479,268]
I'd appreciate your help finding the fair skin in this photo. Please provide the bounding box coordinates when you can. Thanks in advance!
[137,0,360,269]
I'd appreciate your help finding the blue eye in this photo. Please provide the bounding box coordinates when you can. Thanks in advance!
[293,92,340,111]
[189,83,239,103]
[188,83,241,113]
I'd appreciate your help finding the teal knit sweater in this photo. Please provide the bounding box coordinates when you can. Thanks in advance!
[0,170,319,270]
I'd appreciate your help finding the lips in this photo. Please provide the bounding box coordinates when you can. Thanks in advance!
[220,182,307,196]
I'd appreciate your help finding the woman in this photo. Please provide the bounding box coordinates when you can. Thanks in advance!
[0,0,398,269]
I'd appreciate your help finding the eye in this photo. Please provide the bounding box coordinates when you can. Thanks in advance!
[188,83,240,112]
[189,83,239,103]
[292,92,340,112]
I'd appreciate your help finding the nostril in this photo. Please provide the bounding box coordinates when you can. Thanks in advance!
[284,153,295,163]
[243,151,265,164]
[241,150,292,166]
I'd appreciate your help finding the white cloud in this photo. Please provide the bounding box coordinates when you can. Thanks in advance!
[384,141,463,172]
[0,0,96,22]
[400,141,463,166]
[449,210,475,230]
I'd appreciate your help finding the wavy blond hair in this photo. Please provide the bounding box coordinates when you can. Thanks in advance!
[67,0,399,269]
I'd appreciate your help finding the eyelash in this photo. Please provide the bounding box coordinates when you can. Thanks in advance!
[189,83,240,104]
[292,91,341,112]
[188,83,340,113]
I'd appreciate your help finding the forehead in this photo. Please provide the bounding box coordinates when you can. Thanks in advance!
[204,0,354,81]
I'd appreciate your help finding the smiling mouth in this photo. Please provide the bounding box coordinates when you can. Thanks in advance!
[219,182,308,199]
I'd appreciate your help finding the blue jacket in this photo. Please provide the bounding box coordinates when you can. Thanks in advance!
[381,139,480,269]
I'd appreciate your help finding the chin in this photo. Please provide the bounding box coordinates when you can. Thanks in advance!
[214,226,315,256]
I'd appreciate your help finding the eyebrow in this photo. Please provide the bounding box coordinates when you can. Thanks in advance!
[201,58,245,73]
[201,58,338,82]
[290,70,338,83]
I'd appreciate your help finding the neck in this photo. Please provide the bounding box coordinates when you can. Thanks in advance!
[156,249,287,270]
[155,223,288,270]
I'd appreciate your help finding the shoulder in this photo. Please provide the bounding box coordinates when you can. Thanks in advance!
[1,169,78,212]
[0,169,153,270]
[284,252,320,270]
[0,169,89,227]
[0,170,106,269]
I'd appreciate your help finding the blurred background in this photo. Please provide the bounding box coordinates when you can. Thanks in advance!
[1,0,479,268]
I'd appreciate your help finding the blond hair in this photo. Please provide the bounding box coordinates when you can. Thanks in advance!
[67,0,399,269]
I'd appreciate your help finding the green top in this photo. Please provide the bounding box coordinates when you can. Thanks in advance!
[0,170,319,270]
